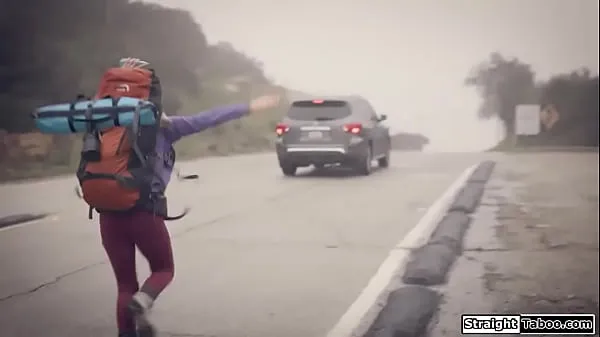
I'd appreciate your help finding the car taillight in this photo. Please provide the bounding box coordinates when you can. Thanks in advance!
[343,123,362,134]
[275,123,289,136]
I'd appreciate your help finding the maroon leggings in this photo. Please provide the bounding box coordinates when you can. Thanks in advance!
[100,210,175,333]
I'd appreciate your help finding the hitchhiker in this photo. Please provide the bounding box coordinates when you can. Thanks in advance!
[65,58,280,337]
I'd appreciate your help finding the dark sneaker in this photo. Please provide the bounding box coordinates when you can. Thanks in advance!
[128,292,157,337]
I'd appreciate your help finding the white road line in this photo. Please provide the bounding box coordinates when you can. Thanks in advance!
[325,163,479,337]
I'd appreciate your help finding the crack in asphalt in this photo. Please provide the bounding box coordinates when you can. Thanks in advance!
[465,246,599,252]
[464,247,511,252]
[0,210,240,303]
[0,205,263,303]
[0,183,323,303]
[0,261,106,302]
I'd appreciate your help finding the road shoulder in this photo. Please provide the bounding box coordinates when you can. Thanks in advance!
[431,153,599,336]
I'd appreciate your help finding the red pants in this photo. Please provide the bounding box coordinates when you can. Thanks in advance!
[100,210,175,333]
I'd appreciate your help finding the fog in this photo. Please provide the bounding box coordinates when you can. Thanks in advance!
[147,0,598,152]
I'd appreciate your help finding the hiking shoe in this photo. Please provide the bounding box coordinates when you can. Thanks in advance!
[128,292,157,337]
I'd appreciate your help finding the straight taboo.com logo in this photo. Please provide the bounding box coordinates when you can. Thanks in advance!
[461,313,596,335]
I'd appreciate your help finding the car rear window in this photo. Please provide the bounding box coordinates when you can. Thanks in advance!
[287,100,351,121]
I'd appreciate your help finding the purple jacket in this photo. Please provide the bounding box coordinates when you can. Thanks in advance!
[151,103,250,192]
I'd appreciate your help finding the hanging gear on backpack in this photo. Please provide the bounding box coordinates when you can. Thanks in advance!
[33,59,194,221]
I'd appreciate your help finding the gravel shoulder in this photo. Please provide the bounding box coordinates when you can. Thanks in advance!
[431,152,599,336]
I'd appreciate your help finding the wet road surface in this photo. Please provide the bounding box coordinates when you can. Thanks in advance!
[0,152,483,337]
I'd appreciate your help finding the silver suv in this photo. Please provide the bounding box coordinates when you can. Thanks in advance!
[275,96,391,176]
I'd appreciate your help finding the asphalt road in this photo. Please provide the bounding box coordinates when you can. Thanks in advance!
[0,152,484,337]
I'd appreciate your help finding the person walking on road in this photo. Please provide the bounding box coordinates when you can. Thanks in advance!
[95,57,281,337]
[104,94,280,337]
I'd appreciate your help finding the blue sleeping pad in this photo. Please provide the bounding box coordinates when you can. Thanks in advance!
[33,97,159,134]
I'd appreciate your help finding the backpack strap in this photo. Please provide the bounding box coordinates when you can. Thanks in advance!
[164,207,190,221]
[129,102,149,164]
[73,185,96,220]
[126,103,181,219]
[149,193,190,221]
[127,101,172,189]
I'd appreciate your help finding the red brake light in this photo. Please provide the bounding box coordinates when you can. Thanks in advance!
[343,123,362,134]
[275,123,289,136]
[312,99,324,104]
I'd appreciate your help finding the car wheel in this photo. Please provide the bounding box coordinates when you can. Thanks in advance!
[356,146,373,176]
[378,151,390,168]
[281,165,297,176]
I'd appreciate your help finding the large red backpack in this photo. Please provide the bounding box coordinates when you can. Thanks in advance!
[76,67,167,218]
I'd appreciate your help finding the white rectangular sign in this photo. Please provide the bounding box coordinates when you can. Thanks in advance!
[515,104,541,135]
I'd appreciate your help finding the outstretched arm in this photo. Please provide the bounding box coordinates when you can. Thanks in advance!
[164,104,249,143]
[162,95,281,143]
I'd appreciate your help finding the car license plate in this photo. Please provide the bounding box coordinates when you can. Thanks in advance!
[307,131,323,139]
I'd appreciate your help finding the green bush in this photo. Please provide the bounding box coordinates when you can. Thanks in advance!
[466,53,599,148]
[0,0,291,182]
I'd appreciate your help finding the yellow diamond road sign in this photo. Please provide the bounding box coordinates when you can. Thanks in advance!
[540,104,560,130]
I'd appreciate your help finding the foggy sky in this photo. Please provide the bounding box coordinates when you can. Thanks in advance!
[147,0,598,151]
